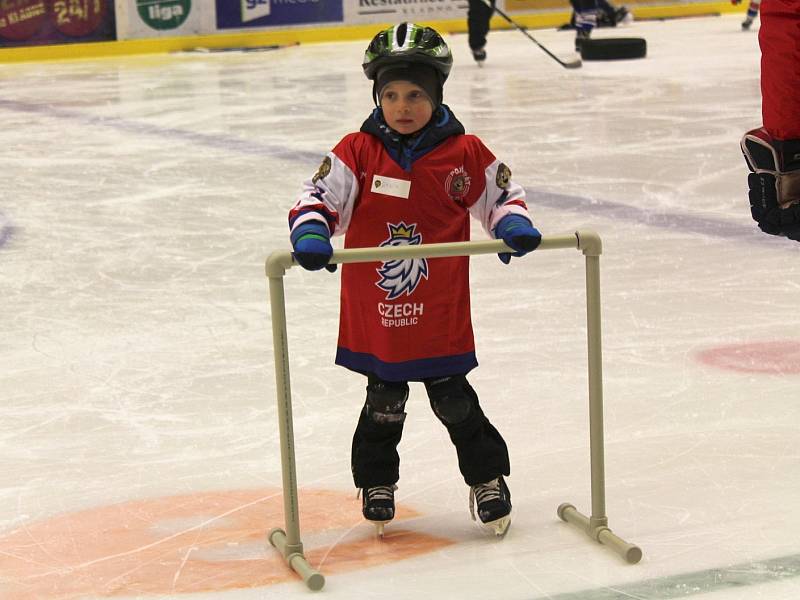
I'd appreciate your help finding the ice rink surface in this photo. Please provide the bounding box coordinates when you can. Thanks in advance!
[2,13,800,600]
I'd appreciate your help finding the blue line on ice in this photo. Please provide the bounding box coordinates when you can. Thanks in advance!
[1,97,797,250]
[0,212,14,250]
[529,551,800,600]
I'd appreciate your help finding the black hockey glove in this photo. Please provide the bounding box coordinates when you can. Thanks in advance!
[290,221,337,272]
[494,214,542,264]
[741,128,800,242]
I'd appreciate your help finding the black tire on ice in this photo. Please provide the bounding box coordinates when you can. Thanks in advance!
[580,37,647,60]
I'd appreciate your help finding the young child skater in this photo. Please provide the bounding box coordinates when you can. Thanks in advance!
[287,23,541,537]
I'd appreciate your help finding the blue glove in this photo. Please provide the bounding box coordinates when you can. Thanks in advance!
[290,221,337,272]
[494,214,542,264]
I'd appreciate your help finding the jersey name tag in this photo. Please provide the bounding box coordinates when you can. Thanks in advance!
[371,174,411,199]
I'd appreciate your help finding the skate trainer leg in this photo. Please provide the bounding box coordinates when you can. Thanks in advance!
[264,230,641,590]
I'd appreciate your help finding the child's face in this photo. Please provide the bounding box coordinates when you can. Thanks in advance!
[379,80,434,135]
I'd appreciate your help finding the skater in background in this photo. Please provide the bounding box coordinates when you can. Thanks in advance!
[467,0,495,63]
[732,0,762,30]
[288,22,541,536]
[471,0,630,60]
[741,0,800,239]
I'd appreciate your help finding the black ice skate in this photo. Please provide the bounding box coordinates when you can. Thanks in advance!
[471,46,487,65]
[575,29,591,53]
[614,6,633,25]
[361,484,397,537]
[741,16,754,30]
[469,476,512,537]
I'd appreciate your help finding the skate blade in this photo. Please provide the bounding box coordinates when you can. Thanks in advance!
[372,520,391,538]
[483,515,511,537]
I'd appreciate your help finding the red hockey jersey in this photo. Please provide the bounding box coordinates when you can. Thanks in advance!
[289,119,533,382]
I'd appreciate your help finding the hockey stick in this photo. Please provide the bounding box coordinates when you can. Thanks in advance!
[480,0,582,69]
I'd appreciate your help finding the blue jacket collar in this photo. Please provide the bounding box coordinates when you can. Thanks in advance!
[360,105,465,171]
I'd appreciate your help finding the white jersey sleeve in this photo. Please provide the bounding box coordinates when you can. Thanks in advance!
[288,140,360,237]
[468,157,533,237]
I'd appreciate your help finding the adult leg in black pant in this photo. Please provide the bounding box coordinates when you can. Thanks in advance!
[467,0,495,62]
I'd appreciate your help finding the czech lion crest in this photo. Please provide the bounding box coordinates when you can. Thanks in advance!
[375,222,428,300]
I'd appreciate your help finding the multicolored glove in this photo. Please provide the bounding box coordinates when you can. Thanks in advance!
[290,221,337,271]
[741,128,800,242]
[494,214,542,264]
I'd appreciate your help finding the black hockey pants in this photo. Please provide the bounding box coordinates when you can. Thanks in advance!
[351,373,510,488]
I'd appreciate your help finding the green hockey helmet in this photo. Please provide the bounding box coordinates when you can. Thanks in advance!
[362,22,453,84]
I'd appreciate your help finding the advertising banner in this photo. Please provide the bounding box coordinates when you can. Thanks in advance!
[344,0,469,24]
[0,0,116,47]
[505,0,715,11]
[116,0,208,38]
[215,0,344,30]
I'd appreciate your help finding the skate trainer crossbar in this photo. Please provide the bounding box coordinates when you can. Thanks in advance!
[264,230,641,591]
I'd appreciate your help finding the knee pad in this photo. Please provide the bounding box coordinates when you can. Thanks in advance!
[365,379,409,425]
[425,375,477,425]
